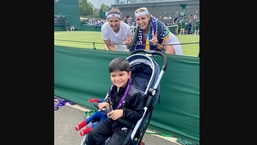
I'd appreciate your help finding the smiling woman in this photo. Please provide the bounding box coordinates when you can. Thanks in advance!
[130,7,182,55]
[101,7,133,52]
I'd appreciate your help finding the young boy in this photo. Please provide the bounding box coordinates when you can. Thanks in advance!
[85,57,145,145]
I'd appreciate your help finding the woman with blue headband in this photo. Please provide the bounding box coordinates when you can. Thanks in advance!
[101,7,132,51]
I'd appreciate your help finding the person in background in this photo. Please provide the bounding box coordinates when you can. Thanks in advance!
[65,20,69,31]
[85,57,144,145]
[173,13,179,25]
[194,19,200,35]
[187,19,192,34]
[70,24,75,31]
[130,7,182,55]
[179,18,186,35]
[101,7,132,51]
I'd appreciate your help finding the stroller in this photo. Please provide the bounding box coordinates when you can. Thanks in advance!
[79,49,168,145]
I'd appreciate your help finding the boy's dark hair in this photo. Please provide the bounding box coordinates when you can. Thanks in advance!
[109,58,130,73]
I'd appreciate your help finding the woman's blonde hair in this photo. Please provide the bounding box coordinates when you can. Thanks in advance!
[134,7,151,18]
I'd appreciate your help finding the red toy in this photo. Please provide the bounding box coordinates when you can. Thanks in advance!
[75,98,106,136]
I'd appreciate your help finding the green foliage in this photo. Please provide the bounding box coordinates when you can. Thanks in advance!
[78,0,111,18]
[54,31,199,57]
[100,4,111,12]
[79,0,94,16]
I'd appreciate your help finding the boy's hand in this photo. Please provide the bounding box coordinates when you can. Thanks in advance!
[107,109,123,120]
[98,102,109,110]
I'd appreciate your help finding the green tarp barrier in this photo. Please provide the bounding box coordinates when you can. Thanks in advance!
[54,46,199,144]
[54,0,81,31]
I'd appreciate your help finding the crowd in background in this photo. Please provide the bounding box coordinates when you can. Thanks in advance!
[81,11,199,35]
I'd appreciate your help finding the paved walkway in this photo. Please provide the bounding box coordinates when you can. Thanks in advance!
[54,103,181,145]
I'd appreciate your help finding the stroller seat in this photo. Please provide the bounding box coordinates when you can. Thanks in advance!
[79,50,168,145]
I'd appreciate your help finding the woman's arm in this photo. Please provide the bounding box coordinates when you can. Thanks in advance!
[164,44,175,54]
[155,43,175,54]
[104,39,116,51]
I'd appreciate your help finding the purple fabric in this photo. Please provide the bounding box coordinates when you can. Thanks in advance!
[134,16,166,50]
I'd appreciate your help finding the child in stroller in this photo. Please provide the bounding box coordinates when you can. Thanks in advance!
[75,50,168,145]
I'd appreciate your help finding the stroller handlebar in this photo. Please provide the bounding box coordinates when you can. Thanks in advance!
[93,102,111,113]
[129,49,168,71]
[92,102,135,129]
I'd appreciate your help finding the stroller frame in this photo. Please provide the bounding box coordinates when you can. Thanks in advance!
[80,49,168,145]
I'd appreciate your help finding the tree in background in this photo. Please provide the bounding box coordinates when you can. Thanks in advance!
[79,0,94,16]
[79,0,110,18]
